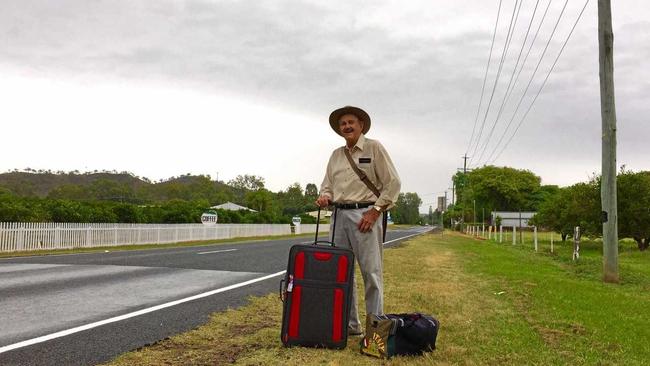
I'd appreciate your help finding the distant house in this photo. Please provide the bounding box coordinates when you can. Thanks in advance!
[210,202,257,212]
[491,211,536,228]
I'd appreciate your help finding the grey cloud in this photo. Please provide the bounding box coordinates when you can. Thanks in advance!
[1,0,648,196]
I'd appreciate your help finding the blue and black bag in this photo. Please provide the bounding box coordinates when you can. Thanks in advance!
[360,313,440,359]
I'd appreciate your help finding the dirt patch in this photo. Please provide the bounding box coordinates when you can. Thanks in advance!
[535,326,568,347]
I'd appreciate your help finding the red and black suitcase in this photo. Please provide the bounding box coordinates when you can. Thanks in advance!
[280,208,354,349]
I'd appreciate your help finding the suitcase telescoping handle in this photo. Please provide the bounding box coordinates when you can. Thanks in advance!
[314,206,337,247]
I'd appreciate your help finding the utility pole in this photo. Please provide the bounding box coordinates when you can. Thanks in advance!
[599,0,619,283]
[462,155,470,173]
[451,181,455,206]
[444,191,448,211]
[519,209,523,244]
[473,199,476,225]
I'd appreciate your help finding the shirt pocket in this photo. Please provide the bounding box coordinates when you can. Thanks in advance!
[358,155,377,182]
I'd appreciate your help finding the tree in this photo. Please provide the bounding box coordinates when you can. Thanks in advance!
[245,188,274,212]
[392,192,422,225]
[228,174,265,191]
[304,183,319,204]
[278,183,308,216]
[463,166,542,212]
[617,170,650,250]
[228,174,265,204]
[48,184,91,200]
[531,181,600,241]
[452,172,469,205]
[89,179,134,202]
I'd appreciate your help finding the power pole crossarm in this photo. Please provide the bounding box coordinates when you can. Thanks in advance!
[599,0,619,283]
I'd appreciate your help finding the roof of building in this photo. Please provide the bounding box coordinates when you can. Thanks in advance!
[491,211,536,219]
[210,202,257,212]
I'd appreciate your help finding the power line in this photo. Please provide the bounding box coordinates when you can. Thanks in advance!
[466,0,503,157]
[468,0,521,166]
[484,0,570,164]
[499,0,555,122]
[473,0,553,168]
[490,0,590,164]
[475,0,542,165]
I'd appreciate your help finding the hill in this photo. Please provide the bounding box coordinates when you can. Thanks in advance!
[0,171,149,197]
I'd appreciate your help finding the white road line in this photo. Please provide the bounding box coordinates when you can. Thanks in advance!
[196,249,238,255]
[0,270,286,354]
[383,230,429,245]
[0,229,426,354]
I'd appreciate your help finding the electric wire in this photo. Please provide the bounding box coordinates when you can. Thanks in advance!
[465,0,503,158]
[468,0,521,166]
[500,0,555,122]
[484,0,570,164]
[474,0,541,165]
[490,0,590,164]
[476,0,554,167]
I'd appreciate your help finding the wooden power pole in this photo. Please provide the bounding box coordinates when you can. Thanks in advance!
[599,0,619,283]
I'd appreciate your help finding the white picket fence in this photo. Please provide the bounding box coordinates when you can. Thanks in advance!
[0,222,304,253]
[297,224,330,236]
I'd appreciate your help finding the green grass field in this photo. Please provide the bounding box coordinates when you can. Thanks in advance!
[103,231,649,365]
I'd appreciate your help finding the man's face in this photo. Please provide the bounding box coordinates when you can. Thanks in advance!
[338,114,364,143]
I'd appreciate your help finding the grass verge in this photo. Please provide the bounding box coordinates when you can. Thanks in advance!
[102,231,649,365]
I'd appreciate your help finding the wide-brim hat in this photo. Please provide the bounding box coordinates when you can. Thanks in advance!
[329,106,371,136]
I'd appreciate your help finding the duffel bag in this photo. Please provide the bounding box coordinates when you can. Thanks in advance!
[360,312,440,359]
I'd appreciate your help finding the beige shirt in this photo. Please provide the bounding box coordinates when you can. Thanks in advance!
[320,134,401,209]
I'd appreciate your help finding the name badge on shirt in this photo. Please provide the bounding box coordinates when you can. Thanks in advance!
[359,157,371,164]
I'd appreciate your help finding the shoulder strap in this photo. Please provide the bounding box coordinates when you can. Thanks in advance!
[343,147,388,243]
[343,147,381,197]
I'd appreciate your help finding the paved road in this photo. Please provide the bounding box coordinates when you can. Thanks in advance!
[0,227,430,366]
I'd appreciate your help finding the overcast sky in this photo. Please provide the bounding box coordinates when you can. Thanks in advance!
[1,0,648,211]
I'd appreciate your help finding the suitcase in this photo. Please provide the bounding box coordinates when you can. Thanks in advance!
[280,208,354,349]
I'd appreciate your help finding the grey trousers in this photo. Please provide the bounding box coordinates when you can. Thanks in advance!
[330,208,384,330]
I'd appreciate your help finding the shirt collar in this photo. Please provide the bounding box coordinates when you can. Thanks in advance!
[346,134,366,152]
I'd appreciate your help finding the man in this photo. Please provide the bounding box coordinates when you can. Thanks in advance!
[316,106,401,336]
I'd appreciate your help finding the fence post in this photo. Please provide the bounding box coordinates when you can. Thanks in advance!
[17,224,25,251]
[86,226,92,247]
[499,225,503,243]
[551,232,554,253]
[55,225,60,249]
[534,226,538,252]
[573,226,580,261]
[512,226,516,245]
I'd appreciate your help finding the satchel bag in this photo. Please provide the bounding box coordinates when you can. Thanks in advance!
[360,313,440,359]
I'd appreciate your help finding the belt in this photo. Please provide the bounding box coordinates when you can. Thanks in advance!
[333,202,375,210]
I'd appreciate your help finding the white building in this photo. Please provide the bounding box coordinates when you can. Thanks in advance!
[306,210,332,219]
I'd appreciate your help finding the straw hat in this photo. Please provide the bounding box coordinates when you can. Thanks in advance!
[329,106,371,135]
